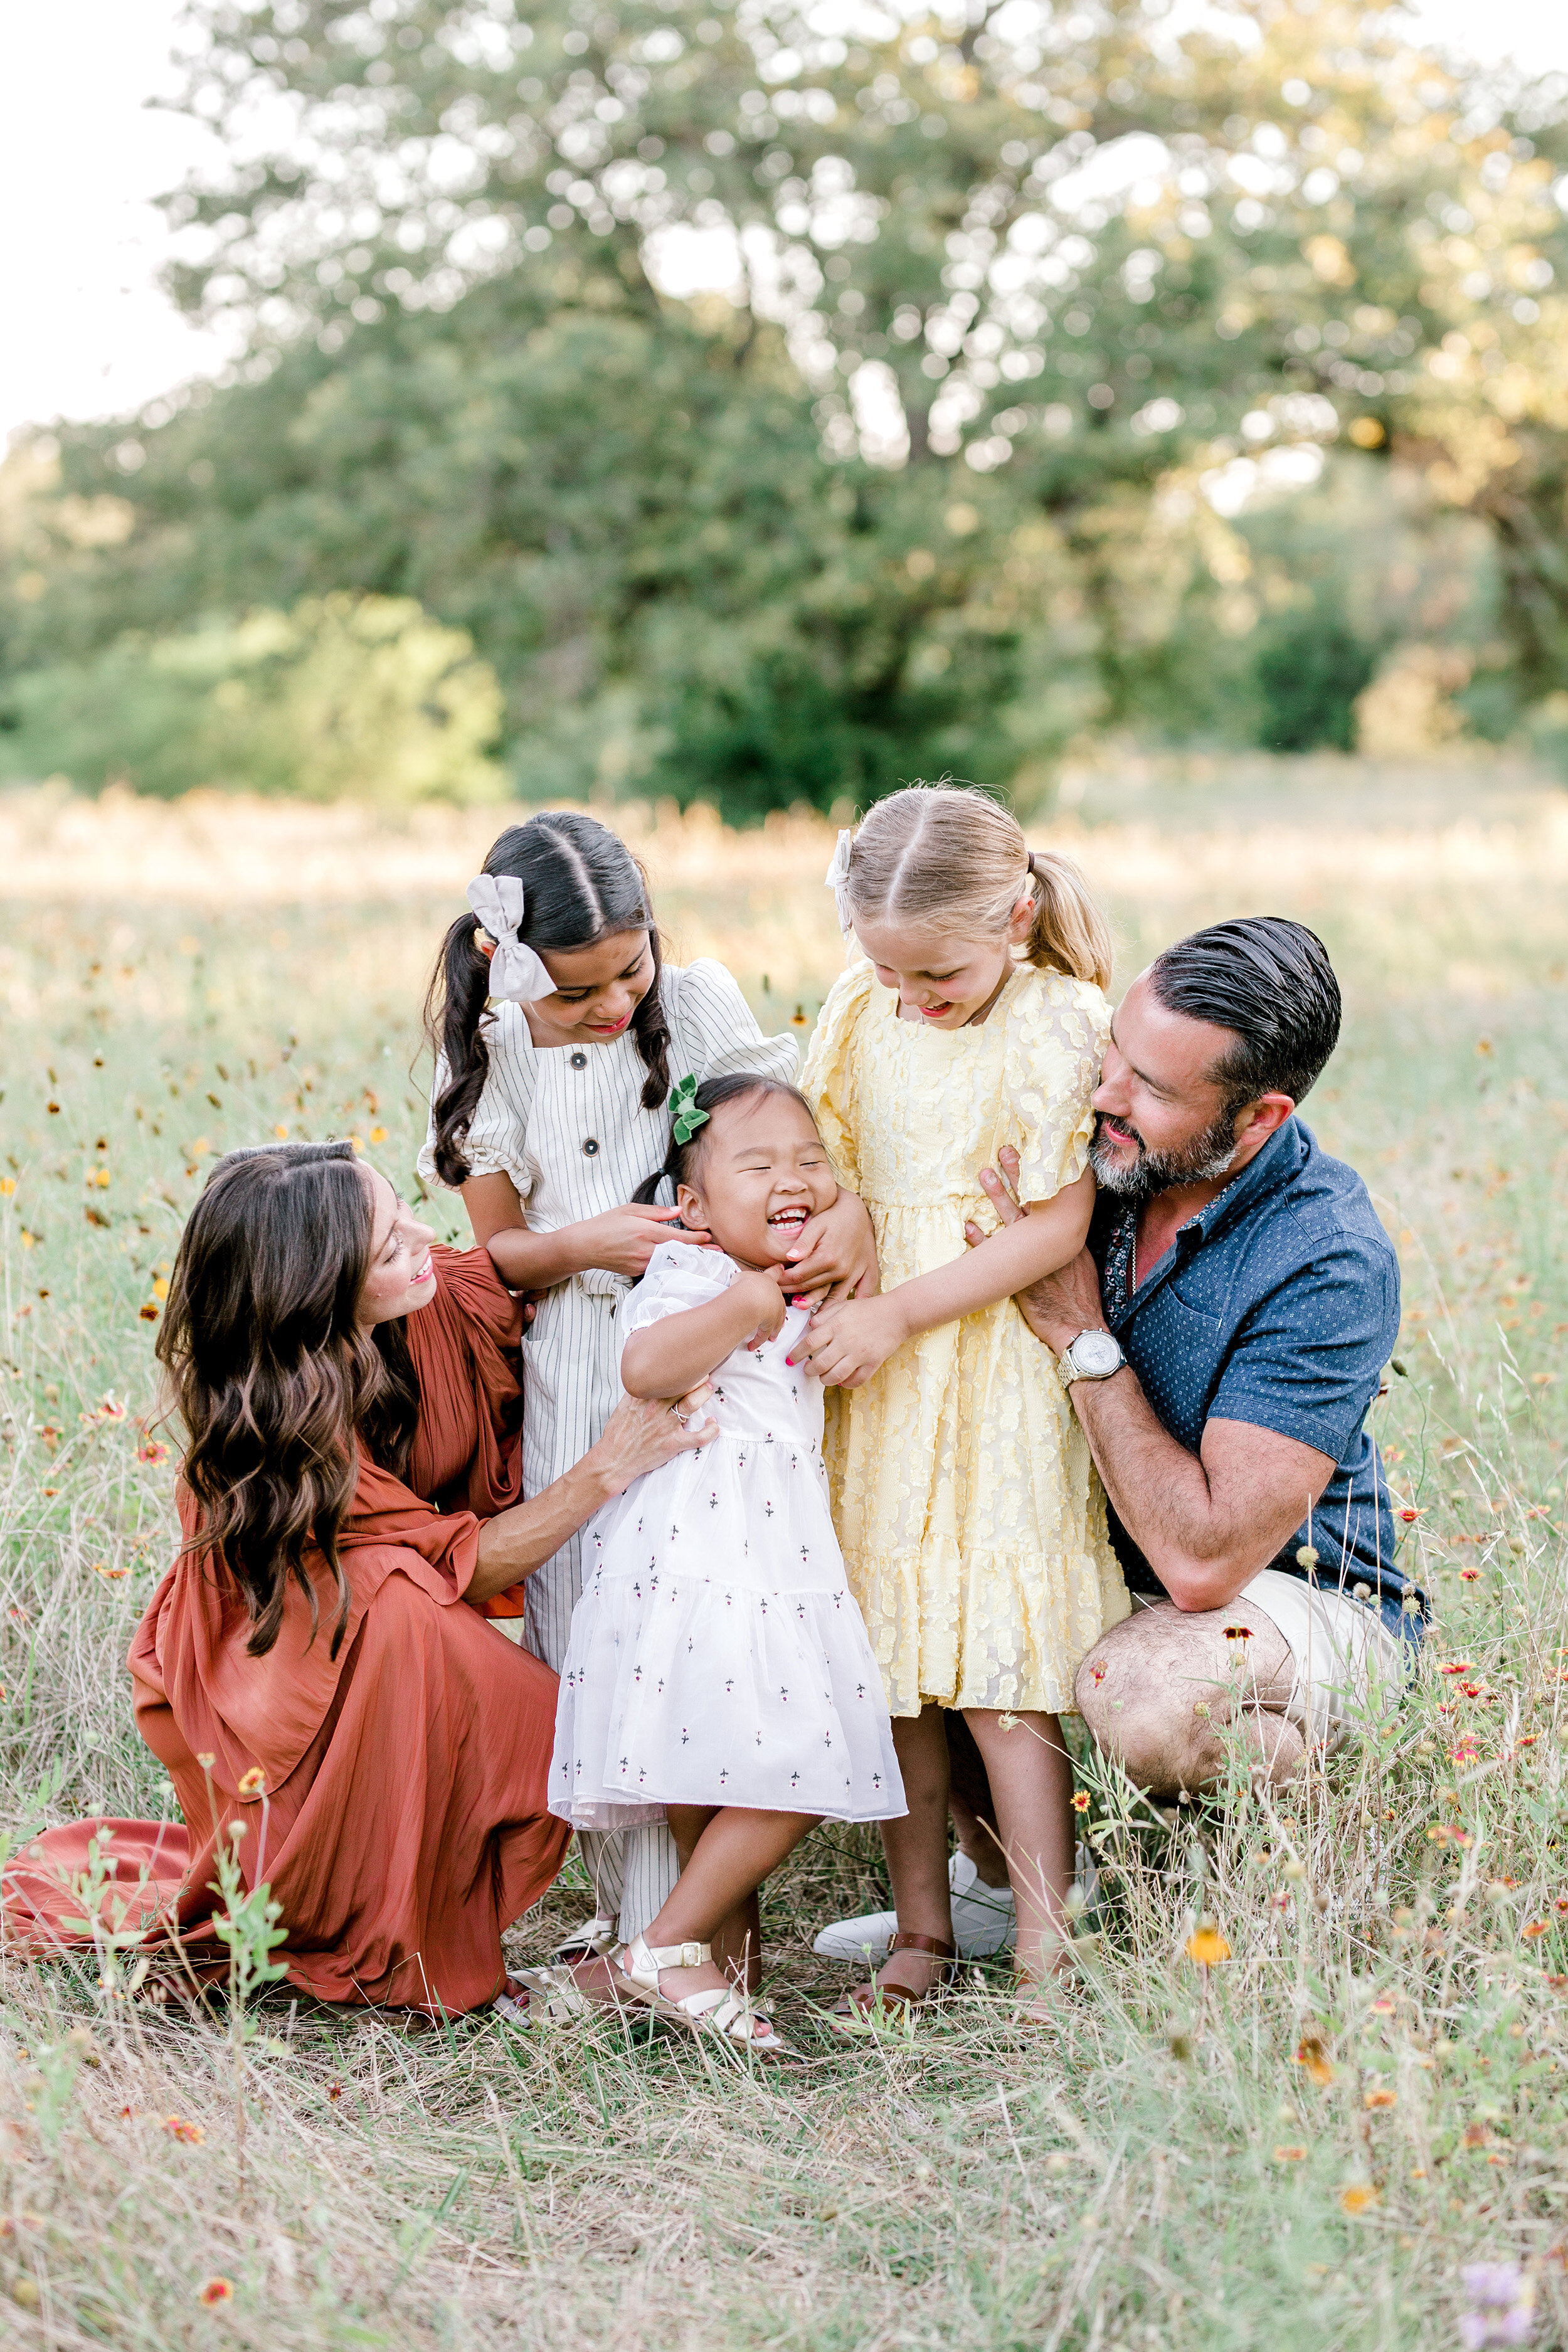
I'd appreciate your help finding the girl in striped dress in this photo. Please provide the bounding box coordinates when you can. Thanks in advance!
[418,812,877,1967]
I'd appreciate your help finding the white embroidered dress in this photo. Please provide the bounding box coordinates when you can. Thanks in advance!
[549,1243,906,1826]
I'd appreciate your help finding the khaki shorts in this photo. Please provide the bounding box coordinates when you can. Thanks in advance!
[1131,1569,1406,1750]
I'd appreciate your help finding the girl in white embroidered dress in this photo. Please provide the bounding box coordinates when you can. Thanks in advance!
[418,813,877,1963]
[549,1076,904,2050]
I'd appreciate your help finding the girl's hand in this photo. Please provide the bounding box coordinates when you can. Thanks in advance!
[590,1387,716,1497]
[575,1202,712,1279]
[778,1189,880,1308]
[788,1295,906,1390]
[736,1269,788,1352]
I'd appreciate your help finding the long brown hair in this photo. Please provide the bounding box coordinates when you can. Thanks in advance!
[156,1143,421,1658]
[423,811,672,1186]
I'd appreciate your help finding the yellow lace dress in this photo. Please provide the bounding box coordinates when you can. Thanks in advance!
[803,959,1130,1719]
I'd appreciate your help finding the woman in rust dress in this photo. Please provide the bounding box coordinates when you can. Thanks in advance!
[3,1142,709,2018]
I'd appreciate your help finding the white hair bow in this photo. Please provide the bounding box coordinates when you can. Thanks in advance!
[466,874,556,1004]
[824,829,855,934]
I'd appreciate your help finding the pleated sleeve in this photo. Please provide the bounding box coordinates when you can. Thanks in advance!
[664,959,798,1091]
[997,970,1110,1205]
[416,1002,538,1199]
[800,960,876,1194]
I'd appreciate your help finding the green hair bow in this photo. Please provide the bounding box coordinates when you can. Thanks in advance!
[670,1073,709,1148]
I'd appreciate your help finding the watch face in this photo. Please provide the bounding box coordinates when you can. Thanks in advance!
[1073,1331,1122,1377]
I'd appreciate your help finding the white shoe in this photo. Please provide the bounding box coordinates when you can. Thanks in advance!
[812,1851,1017,1964]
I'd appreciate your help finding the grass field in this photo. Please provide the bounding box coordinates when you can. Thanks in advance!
[0,758,1564,2349]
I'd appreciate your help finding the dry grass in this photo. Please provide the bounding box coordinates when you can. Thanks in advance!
[0,760,1564,2348]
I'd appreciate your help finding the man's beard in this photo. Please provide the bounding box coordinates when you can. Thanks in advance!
[1088,1108,1242,1205]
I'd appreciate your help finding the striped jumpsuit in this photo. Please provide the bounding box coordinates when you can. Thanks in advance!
[418,960,797,1937]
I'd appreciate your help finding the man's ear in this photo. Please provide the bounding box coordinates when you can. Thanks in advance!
[1235,1092,1295,1145]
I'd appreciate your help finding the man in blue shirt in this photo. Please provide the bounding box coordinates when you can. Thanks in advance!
[981,915,1422,1804]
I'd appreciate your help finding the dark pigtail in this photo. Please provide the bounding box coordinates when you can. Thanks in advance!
[631,1073,816,1208]
[423,811,666,1182]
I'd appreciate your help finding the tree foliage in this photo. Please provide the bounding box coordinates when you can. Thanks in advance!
[2,0,1566,810]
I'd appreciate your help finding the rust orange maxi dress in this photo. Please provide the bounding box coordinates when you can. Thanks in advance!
[1,1246,569,2018]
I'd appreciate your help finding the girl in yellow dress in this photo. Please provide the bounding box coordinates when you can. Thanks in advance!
[796,784,1130,2006]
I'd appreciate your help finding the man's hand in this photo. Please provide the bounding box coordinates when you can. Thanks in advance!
[780,1187,880,1308]
[964,1145,1109,1353]
[788,1293,907,1389]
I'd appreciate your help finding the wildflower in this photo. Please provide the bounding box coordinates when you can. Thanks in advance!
[369,1125,388,1143]
[161,2115,206,2144]
[1296,1544,1320,1571]
[1088,1661,1107,1687]
[273,1123,289,1140]
[1369,1995,1396,2015]
[236,1766,267,1799]
[1071,1790,1091,1813]
[1439,1663,1479,1679]
[1273,2144,1308,2162]
[997,1712,1020,1732]
[1450,1737,1483,1766]
[0,1179,13,1195]
[137,1441,170,1466]
[1364,2087,1397,2109]
[198,2277,234,2307]
[92,1562,128,1581]
[1462,2122,1493,2149]
[326,2080,344,2103]
[139,1302,159,1322]
[1224,1623,1252,1642]
[1294,2035,1335,2087]
[1185,1922,1231,1965]
[1338,2184,1379,2218]
[1461,1567,1483,1582]
[1522,1920,1550,1939]
[1459,2262,1535,2349]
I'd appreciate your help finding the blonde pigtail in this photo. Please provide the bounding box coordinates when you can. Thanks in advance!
[1024,850,1114,992]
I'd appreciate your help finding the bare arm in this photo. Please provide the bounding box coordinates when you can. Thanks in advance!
[975,1158,1334,1611]
[467,1391,715,1604]
[793,1169,1093,1391]
[620,1273,785,1401]
[460,1170,707,1288]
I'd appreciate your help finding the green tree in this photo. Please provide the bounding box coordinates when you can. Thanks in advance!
[4,1,1565,808]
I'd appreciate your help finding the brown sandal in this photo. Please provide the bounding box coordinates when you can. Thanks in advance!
[831,1931,956,2030]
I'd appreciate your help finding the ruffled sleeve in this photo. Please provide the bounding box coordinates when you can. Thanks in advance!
[800,960,876,1194]
[416,1003,538,1199]
[664,960,798,1092]
[618,1244,739,1345]
[997,971,1110,1204]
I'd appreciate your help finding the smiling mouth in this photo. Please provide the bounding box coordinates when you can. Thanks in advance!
[587,1012,630,1035]
[411,1254,435,1284]
[767,1207,809,1233]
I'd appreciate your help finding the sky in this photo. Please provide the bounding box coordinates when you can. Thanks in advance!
[1,0,1564,449]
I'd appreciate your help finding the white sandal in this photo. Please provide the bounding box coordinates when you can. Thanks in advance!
[551,1913,619,1965]
[612,1935,801,2062]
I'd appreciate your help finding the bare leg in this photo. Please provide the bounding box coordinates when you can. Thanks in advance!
[855,1705,953,2003]
[1074,1606,1301,1801]
[962,1708,1075,1984]
[635,1806,817,2033]
[667,1808,763,1993]
[948,1789,1010,1888]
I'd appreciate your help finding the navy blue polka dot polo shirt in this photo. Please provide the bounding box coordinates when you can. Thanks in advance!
[1090,1116,1424,1636]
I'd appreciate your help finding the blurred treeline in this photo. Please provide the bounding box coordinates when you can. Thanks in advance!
[2,0,1567,816]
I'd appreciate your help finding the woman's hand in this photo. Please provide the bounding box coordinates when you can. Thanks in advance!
[777,1188,880,1308]
[588,1387,717,1498]
[573,1202,712,1279]
[736,1269,788,1352]
[787,1294,907,1390]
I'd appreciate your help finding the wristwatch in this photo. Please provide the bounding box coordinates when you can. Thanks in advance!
[1059,1328,1125,1385]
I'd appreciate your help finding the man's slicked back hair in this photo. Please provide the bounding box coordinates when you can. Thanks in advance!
[1147,918,1341,1108]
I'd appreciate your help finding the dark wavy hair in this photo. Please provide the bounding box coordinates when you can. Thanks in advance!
[156,1143,421,1660]
[630,1073,817,1209]
[423,812,670,1186]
